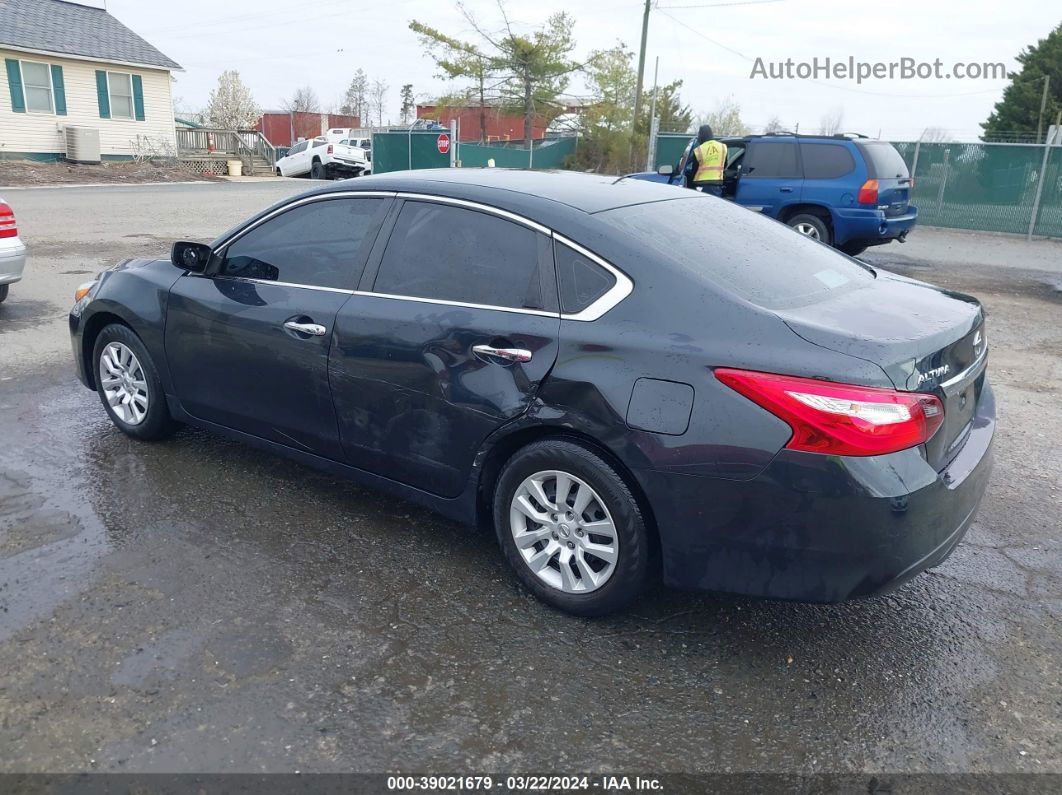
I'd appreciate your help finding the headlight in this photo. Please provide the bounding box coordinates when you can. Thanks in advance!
[71,278,100,316]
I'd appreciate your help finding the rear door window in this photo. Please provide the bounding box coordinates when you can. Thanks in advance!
[221,198,387,289]
[744,142,800,178]
[374,201,554,311]
[600,197,874,309]
[555,242,616,314]
[799,143,855,179]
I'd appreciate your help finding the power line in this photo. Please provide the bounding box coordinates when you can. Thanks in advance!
[658,0,787,8]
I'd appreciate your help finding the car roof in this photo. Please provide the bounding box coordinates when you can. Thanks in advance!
[311,168,693,215]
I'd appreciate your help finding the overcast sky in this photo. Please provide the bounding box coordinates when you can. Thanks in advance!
[105,0,1060,141]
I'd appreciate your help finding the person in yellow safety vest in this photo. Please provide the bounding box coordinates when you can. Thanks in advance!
[684,124,728,197]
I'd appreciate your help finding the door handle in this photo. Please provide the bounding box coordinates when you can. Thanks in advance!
[779,186,793,193]
[284,320,327,337]
[472,344,533,363]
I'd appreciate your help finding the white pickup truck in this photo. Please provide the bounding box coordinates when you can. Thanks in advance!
[275,136,370,179]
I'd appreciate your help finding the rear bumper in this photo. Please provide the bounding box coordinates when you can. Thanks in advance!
[833,205,918,246]
[639,381,995,602]
[0,239,27,285]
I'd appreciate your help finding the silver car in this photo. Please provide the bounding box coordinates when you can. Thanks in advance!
[0,196,27,303]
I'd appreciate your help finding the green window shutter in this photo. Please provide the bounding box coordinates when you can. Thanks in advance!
[131,74,145,121]
[50,64,67,115]
[5,59,25,113]
[95,70,110,118]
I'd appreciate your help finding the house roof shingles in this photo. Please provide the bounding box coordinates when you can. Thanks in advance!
[0,0,181,71]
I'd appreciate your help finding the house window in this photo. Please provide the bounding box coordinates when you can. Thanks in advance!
[21,60,54,113]
[107,72,134,119]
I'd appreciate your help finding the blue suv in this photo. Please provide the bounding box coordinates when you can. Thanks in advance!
[633,133,917,256]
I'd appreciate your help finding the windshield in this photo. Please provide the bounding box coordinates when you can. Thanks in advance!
[858,142,910,179]
[599,197,875,309]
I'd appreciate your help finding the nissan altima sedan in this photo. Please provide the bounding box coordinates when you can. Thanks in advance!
[69,170,993,616]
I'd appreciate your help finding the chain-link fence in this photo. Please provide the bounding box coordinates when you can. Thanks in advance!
[894,141,1062,239]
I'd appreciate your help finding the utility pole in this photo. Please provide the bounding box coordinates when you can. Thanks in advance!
[646,57,660,172]
[630,0,652,168]
[1036,75,1050,144]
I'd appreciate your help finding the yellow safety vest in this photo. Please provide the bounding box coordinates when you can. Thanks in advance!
[692,140,727,184]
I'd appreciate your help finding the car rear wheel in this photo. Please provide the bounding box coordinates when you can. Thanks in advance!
[0,284,8,303]
[92,324,177,441]
[310,161,326,180]
[493,439,649,616]
[787,213,831,244]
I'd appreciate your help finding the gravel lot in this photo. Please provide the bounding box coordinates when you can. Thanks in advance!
[0,181,1059,775]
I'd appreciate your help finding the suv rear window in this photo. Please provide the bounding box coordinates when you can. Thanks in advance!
[857,142,909,179]
[745,141,800,178]
[599,198,874,309]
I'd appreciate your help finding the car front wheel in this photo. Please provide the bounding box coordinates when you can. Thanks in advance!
[493,439,650,616]
[92,324,177,441]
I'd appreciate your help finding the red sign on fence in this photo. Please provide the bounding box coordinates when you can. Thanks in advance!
[437,134,451,155]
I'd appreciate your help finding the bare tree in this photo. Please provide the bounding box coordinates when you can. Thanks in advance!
[341,69,369,122]
[205,70,260,130]
[819,106,844,135]
[370,79,389,127]
[763,114,785,133]
[700,95,750,137]
[283,86,321,114]
[920,126,950,142]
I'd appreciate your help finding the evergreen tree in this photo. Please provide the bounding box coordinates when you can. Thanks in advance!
[982,22,1062,141]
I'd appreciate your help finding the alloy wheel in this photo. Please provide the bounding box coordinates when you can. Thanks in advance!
[99,341,149,426]
[509,470,619,594]
[794,222,821,239]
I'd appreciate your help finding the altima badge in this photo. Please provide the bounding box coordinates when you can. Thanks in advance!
[917,364,951,385]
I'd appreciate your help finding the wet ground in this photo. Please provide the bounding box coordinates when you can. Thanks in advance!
[0,182,1060,773]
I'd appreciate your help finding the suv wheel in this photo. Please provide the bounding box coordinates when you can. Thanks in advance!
[0,284,8,303]
[92,324,177,441]
[310,161,326,180]
[787,213,831,244]
[493,439,649,616]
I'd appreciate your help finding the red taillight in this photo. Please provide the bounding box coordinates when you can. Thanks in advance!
[857,178,879,205]
[0,201,16,239]
[714,368,944,456]
[327,144,333,154]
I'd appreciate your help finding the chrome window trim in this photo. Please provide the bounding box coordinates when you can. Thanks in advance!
[214,190,398,251]
[210,189,634,321]
[552,234,634,322]
[396,192,551,234]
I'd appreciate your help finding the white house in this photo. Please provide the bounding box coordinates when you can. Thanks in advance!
[0,0,181,161]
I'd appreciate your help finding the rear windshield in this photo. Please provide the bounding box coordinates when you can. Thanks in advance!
[857,142,909,179]
[599,197,875,309]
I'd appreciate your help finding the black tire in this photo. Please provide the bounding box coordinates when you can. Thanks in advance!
[839,241,868,257]
[310,161,326,180]
[786,213,831,245]
[493,439,650,617]
[92,324,177,441]
[0,284,8,303]
[276,168,282,177]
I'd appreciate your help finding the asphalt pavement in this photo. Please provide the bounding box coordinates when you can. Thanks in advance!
[0,180,1059,774]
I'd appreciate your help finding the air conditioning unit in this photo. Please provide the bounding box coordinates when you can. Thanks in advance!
[65,126,101,164]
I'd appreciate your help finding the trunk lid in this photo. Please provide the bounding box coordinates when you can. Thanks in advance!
[775,270,987,471]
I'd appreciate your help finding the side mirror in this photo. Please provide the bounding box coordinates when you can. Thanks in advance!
[171,241,212,273]
[657,164,675,177]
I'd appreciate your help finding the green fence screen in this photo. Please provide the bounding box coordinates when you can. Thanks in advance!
[458,137,576,169]
[654,133,691,170]
[892,141,1062,238]
[371,131,450,174]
